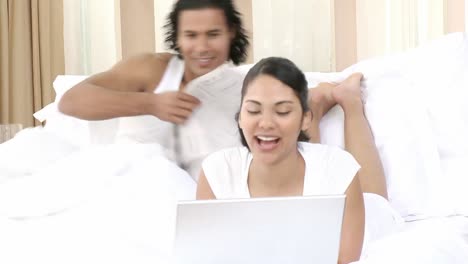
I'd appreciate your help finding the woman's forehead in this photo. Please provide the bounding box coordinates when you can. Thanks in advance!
[244,75,299,102]
[245,75,296,97]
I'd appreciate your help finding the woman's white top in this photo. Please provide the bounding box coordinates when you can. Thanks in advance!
[202,142,360,199]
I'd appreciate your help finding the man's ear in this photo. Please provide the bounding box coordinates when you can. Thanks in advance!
[229,28,236,40]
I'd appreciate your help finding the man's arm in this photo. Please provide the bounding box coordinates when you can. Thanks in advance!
[58,53,171,120]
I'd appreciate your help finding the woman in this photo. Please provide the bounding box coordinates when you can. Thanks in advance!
[197,57,365,264]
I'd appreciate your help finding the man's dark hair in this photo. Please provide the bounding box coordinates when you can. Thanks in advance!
[164,0,249,65]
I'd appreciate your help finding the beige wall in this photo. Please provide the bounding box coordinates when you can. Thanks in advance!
[333,0,466,70]
[334,0,357,71]
[235,0,254,64]
[252,0,334,72]
[120,0,155,58]
[154,0,176,53]
[445,0,465,32]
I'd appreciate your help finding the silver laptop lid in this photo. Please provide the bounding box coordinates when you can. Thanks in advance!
[173,195,346,264]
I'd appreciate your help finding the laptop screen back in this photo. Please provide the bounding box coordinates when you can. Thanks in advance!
[173,195,346,264]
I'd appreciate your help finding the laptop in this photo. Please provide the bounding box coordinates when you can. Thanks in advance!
[173,195,346,264]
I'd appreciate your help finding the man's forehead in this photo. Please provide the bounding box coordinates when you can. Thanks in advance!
[178,8,227,24]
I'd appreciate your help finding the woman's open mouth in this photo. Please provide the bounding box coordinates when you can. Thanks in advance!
[255,136,280,151]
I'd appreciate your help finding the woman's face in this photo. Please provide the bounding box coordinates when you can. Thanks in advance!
[238,74,311,164]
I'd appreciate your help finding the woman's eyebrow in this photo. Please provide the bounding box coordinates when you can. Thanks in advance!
[245,100,261,105]
[244,100,294,105]
[275,101,294,106]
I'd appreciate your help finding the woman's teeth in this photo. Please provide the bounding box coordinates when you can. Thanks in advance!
[257,136,278,141]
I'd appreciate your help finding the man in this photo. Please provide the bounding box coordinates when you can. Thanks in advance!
[59,0,249,125]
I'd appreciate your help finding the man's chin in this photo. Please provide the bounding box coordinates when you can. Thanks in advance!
[192,68,216,79]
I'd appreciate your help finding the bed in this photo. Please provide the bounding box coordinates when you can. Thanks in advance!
[1,33,467,264]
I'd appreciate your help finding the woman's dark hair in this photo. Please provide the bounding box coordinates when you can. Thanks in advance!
[237,57,310,149]
[164,0,249,65]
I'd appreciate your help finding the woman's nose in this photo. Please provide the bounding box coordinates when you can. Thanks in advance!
[258,114,275,129]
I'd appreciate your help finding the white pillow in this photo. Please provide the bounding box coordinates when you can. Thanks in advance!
[34,75,119,145]
[404,32,468,158]
[321,33,468,218]
[403,32,468,216]
[361,72,440,218]
[0,127,79,183]
[306,56,442,218]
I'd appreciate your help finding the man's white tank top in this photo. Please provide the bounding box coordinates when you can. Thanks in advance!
[115,55,246,179]
[114,56,184,161]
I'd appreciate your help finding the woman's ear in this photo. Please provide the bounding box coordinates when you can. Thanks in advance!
[238,116,244,130]
[301,110,312,131]
[236,111,243,130]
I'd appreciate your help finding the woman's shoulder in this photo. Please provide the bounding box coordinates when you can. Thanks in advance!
[202,146,250,198]
[300,142,360,195]
[299,142,356,162]
[299,141,346,153]
[204,146,250,166]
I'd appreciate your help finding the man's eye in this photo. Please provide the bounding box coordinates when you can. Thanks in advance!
[208,32,220,38]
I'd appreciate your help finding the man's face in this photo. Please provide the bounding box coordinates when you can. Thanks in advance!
[177,8,234,82]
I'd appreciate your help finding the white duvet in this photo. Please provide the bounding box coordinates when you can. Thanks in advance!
[0,129,195,263]
[1,33,468,264]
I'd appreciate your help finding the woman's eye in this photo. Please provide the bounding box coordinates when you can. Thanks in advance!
[277,111,291,116]
[247,110,260,115]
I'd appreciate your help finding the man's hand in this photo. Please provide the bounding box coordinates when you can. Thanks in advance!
[148,91,201,124]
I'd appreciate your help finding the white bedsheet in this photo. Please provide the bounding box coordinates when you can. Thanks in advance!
[1,33,467,264]
[0,128,196,264]
[1,152,466,264]
[355,216,468,264]
[1,131,467,264]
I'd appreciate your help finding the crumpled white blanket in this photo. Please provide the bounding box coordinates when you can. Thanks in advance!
[0,129,195,219]
[0,132,196,264]
[354,216,468,264]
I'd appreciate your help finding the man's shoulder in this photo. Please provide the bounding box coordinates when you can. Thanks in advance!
[120,52,174,70]
[112,52,176,92]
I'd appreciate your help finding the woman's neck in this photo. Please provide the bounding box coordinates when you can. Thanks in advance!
[248,148,305,197]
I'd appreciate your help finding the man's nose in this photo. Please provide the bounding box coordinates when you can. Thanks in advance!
[195,36,209,53]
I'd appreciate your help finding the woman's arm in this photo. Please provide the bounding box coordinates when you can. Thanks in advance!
[338,175,365,264]
[196,170,216,200]
[307,73,388,199]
